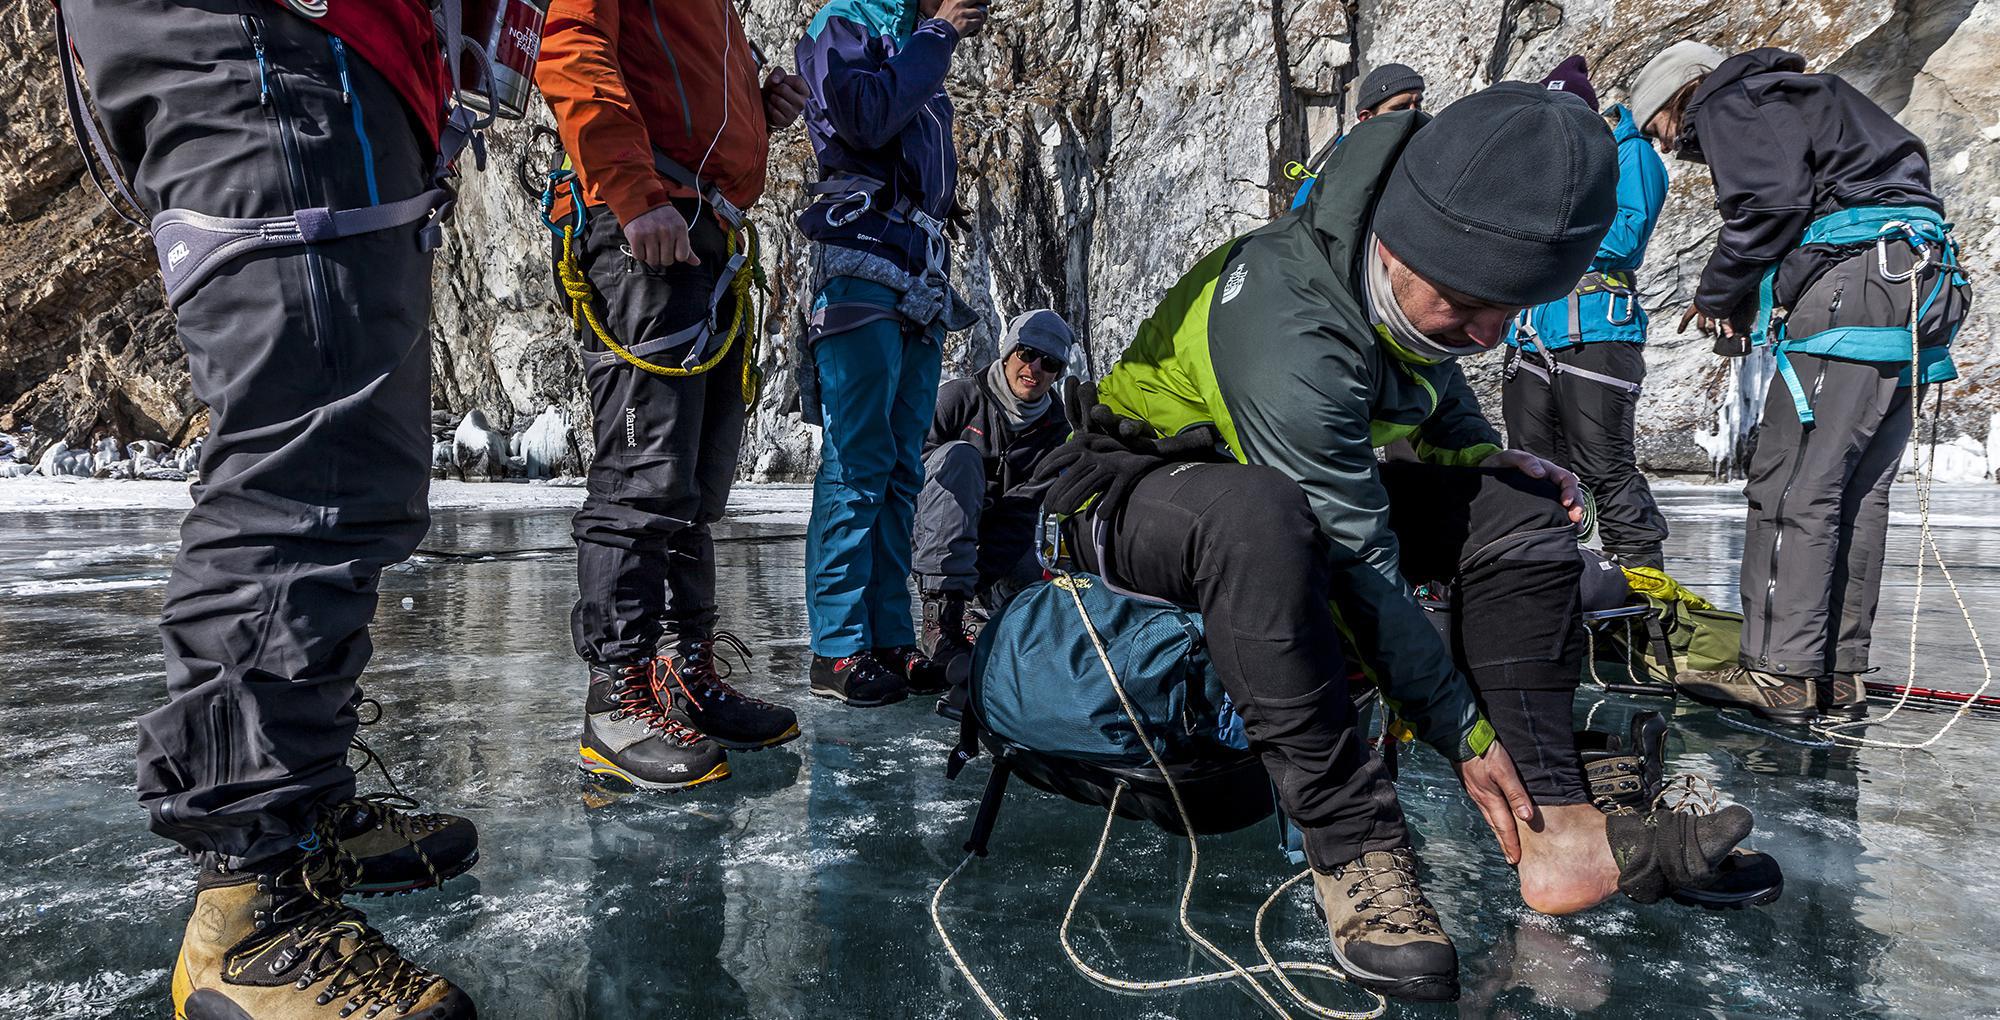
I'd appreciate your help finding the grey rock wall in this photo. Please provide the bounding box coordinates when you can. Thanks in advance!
[3,0,1996,480]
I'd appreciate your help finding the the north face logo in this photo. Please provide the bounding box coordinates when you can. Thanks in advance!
[166,241,190,271]
[1221,263,1248,304]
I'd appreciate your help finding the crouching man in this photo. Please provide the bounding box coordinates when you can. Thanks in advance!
[1039,85,1773,1003]
[915,310,1074,691]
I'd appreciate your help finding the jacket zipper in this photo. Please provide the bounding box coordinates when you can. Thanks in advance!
[1755,362,1828,669]
[243,16,336,376]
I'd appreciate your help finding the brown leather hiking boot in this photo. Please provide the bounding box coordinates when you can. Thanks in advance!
[1817,673,1870,721]
[172,849,474,1020]
[1675,666,1816,724]
[1312,848,1458,1002]
[336,796,478,898]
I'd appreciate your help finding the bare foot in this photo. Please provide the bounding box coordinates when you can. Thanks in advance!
[1515,803,1620,915]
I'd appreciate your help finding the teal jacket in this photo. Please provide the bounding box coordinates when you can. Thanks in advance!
[1507,105,1666,351]
[1097,112,1501,762]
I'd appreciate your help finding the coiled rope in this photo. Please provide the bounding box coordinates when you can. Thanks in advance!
[928,570,1387,1020]
[1810,230,1991,750]
[555,219,763,406]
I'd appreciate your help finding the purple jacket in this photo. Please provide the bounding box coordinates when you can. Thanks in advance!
[795,0,961,280]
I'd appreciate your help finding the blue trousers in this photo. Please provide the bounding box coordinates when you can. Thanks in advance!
[806,278,943,656]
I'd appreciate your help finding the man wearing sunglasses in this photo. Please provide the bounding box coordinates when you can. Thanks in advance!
[915,310,1076,699]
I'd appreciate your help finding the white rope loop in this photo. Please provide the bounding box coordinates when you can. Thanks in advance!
[1809,230,1991,750]
[927,570,1388,1020]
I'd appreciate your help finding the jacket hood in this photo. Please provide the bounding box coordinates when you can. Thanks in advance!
[807,0,918,44]
[1300,109,1430,286]
[1608,103,1640,146]
[1689,48,1807,109]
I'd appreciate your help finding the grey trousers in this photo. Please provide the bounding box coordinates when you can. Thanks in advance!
[912,441,1041,599]
[1502,341,1669,567]
[1740,353,1913,678]
[567,200,747,664]
[73,0,438,864]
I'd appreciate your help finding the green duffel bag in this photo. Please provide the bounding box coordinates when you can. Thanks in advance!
[1590,568,1743,687]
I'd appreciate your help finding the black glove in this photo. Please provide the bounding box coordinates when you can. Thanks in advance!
[1030,433,1164,518]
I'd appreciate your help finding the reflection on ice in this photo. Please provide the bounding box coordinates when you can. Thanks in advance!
[2,484,1998,1018]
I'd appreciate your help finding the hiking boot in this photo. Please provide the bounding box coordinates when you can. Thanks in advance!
[921,590,977,689]
[172,849,474,1020]
[1578,711,1668,814]
[579,662,731,790]
[1817,673,1870,722]
[810,652,907,707]
[1675,666,1816,725]
[659,635,801,750]
[875,644,950,695]
[335,796,478,898]
[1312,848,1458,1002]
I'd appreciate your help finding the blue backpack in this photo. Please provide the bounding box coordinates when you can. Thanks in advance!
[948,572,1269,845]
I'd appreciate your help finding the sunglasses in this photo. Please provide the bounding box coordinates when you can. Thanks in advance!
[1009,346,1066,373]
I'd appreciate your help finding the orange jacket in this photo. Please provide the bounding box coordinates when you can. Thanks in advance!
[535,0,768,227]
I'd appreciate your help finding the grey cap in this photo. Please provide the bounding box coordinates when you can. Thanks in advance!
[1002,309,1074,364]
[1375,81,1619,307]
[1627,40,1725,133]
[1356,63,1425,112]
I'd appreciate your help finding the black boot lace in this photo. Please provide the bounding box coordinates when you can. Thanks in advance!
[662,632,778,711]
[1338,850,1445,937]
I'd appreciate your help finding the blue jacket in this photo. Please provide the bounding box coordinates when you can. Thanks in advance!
[1507,105,1667,350]
[796,0,960,280]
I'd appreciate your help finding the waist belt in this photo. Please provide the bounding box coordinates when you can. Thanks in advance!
[808,174,950,279]
[655,149,744,231]
[1505,324,1643,395]
[1753,205,1964,423]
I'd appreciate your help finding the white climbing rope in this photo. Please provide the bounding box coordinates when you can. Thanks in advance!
[1810,232,1993,750]
[927,570,1388,1020]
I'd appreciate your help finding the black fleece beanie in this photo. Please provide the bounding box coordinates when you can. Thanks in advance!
[1374,81,1618,307]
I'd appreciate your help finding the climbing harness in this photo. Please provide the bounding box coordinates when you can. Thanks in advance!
[1808,237,1991,750]
[55,2,510,308]
[539,151,766,405]
[1753,206,1966,425]
[928,563,1389,1020]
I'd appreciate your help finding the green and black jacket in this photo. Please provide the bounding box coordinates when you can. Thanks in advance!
[1098,112,1500,761]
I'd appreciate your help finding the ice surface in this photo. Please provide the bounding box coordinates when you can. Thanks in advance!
[3,484,1999,1018]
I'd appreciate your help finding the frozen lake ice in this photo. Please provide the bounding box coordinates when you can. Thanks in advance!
[3,480,1998,1019]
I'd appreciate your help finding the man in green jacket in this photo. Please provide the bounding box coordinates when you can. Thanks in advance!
[1041,84,1765,1002]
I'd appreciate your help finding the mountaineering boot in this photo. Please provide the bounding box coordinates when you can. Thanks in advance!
[1674,665,1817,725]
[875,644,951,695]
[810,652,908,707]
[1817,673,1870,722]
[1577,711,1669,812]
[660,636,801,750]
[172,849,474,1020]
[1312,848,1459,1002]
[579,662,731,789]
[920,589,977,689]
[335,796,479,897]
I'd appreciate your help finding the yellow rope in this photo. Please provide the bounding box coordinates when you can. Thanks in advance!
[557,218,762,407]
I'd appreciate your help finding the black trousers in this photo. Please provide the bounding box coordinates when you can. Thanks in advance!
[1502,341,1669,567]
[565,200,748,664]
[1076,461,1587,872]
[73,0,437,864]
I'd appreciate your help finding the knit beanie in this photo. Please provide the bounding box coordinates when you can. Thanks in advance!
[1628,41,1725,132]
[1355,63,1425,113]
[1540,54,1598,112]
[1374,81,1618,307]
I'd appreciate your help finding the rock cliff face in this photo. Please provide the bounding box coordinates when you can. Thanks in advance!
[4,0,1996,479]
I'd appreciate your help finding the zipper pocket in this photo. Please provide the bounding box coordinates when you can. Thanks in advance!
[241,15,338,378]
